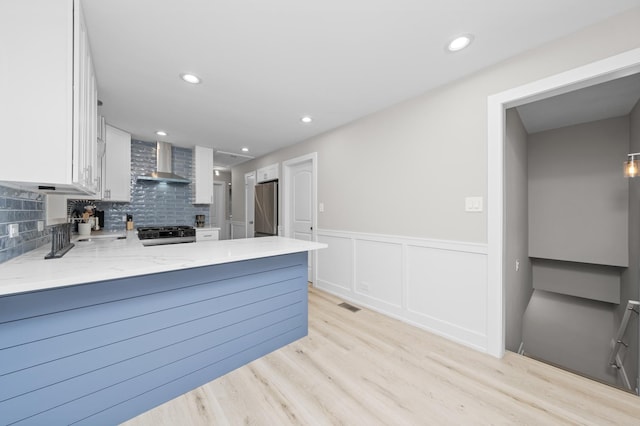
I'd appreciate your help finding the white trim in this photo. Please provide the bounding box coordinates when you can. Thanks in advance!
[319,228,487,254]
[282,152,318,282]
[487,47,640,358]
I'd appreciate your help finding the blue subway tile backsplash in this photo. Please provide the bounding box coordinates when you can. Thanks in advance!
[0,186,50,264]
[69,140,209,231]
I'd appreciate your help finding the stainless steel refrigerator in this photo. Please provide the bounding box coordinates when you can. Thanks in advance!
[254,181,278,237]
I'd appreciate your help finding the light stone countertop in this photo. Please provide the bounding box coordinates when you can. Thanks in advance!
[0,232,326,296]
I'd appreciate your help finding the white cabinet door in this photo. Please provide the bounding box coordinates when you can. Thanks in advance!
[256,164,279,183]
[194,146,214,204]
[0,0,98,195]
[103,125,131,202]
[73,0,99,194]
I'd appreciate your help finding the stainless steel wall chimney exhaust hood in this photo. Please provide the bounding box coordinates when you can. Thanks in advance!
[137,141,190,184]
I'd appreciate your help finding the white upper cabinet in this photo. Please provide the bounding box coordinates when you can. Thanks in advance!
[193,146,214,204]
[0,0,98,195]
[257,163,279,183]
[103,125,131,202]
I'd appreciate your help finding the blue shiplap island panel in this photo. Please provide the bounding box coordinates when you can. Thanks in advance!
[0,251,308,425]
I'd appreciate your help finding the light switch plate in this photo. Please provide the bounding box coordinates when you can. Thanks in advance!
[465,196,483,212]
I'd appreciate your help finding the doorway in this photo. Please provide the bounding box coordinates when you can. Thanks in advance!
[212,182,228,239]
[488,47,640,356]
[283,153,318,283]
[244,171,256,239]
[488,48,640,391]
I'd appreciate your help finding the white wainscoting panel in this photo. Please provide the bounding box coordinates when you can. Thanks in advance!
[317,234,352,292]
[355,239,403,308]
[316,229,489,353]
[406,245,487,349]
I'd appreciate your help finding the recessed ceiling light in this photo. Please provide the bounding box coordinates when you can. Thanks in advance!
[156,130,167,136]
[180,73,201,84]
[241,147,249,152]
[447,34,473,52]
[301,116,313,124]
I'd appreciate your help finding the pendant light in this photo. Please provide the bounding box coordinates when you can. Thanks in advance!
[624,152,640,178]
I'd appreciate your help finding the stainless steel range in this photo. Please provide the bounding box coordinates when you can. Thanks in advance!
[137,226,196,246]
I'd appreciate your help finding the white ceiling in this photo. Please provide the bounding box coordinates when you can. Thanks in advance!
[517,72,640,134]
[81,0,640,168]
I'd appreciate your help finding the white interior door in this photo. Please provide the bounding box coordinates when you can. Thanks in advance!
[290,160,313,281]
[245,172,256,238]
[212,182,227,239]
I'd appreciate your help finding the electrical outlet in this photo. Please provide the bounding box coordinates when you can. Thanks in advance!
[8,223,19,238]
[37,221,44,232]
[360,282,370,292]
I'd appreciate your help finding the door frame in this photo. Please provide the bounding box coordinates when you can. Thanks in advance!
[487,47,640,358]
[244,171,256,239]
[283,152,318,281]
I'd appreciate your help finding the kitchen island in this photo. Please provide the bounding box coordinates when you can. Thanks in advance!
[0,234,326,425]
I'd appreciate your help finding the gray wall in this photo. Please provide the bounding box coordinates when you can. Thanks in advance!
[621,99,640,390]
[531,259,620,304]
[522,290,618,386]
[528,117,629,267]
[504,108,533,351]
[524,116,633,388]
[231,8,640,244]
[523,112,639,390]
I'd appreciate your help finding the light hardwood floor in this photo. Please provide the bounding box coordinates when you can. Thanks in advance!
[123,287,640,425]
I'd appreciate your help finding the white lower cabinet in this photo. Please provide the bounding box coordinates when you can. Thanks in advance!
[196,228,220,242]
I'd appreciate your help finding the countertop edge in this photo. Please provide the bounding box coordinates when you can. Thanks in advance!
[0,236,327,296]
